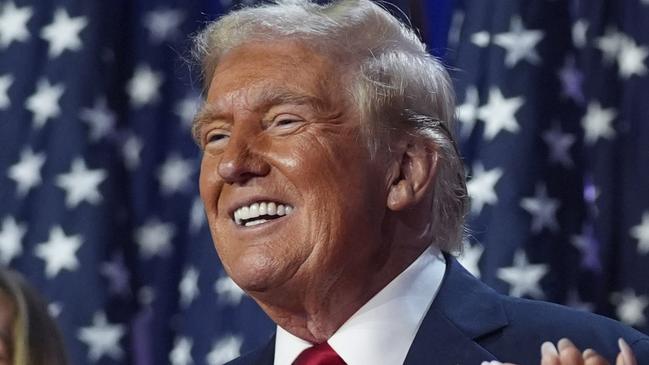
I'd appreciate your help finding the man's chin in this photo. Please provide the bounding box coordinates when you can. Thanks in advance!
[226,256,287,293]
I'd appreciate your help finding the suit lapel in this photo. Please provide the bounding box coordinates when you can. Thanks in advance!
[404,256,509,365]
[235,335,275,365]
[257,336,276,365]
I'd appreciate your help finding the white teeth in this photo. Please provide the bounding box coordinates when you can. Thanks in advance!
[245,219,268,227]
[240,207,249,221]
[233,201,294,226]
[250,203,259,218]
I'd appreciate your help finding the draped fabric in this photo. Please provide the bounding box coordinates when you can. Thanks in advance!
[449,0,649,336]
[0,0,646,364]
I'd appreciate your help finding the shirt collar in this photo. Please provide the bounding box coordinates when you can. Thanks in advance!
[274,245,446,365]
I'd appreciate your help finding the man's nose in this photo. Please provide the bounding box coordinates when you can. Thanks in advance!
[217,135,270,184]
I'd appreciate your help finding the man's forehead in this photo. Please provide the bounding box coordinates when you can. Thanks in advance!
[206,84,327,111]
[195,85,331,126]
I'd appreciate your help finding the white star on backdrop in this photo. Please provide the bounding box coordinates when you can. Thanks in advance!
[565,289,594,312]
[127,64,164,107]
[456,86,479,137]
[617,36,648,79]
[170,337,194,365]
[0,2,32,48]
[189,197,206,233]
[206,335,243,365]
[175,94,202,129]
[79,98,117,141]
[571,227,601,271]
[612,290,648,327]
[0,74,13,109]
[571,19,588,49]
[520,184,560,233]
[179,266,200,308]
[0,216,26,264]
[493,16,544,67]
[138,286,156,307]
[595,27,623,64]
[48,302,63,318]
[77,312,126,361]
[470,31,490,47]
[630,212,649,254]
[215,276,245,305]
[457,240,484,278]
[467,163,503,215]
[134,219,175,259]
[122,134,143,170]
[55,158,107,208]
[100,254,131,296]
[40,8,87,58]
[8,147,46,196]
[477,88,523,140]
[34,226,82,278]
[157,154,195,195]
[581,102,617,145]
[25,78,64,128]
[144,8,185,43]
[497,250,548,299]
[542,125,575,168]
[558,56,584,104]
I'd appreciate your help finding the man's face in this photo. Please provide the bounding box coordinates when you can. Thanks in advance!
[197,41,393,297]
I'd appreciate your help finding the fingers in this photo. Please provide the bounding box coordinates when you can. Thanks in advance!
[541,341,561,365]
[618,338,637,365]
[505,337,636,365]
[558,338,584,365]
[581,348,608,365]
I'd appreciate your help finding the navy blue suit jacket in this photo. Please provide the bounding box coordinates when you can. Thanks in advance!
[227,256,649,364]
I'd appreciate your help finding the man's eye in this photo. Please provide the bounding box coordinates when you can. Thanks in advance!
[269,117,304,131]
[274,118,299,126]
[205,132,229,146]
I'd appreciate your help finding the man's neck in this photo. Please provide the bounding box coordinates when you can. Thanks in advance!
[252,244,427,343]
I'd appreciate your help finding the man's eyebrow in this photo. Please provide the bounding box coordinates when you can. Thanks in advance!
[254,88,329,112]
[191,105,221,144]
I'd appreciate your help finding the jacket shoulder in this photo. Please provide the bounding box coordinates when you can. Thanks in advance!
[485,295,649,363]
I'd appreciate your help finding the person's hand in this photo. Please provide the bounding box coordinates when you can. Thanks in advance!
[480,337,637,365]
[538,337,636,365]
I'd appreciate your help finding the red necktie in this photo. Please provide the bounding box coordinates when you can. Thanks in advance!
[293,342,347,365]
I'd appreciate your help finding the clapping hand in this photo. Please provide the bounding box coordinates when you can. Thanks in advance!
[481,337,636,365]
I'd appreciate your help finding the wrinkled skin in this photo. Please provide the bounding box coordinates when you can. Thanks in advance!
[197,40,437,341]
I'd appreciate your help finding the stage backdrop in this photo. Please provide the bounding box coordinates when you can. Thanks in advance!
[0,0,647,364]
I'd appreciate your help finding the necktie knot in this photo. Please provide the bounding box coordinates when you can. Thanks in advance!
[293,342,346,365]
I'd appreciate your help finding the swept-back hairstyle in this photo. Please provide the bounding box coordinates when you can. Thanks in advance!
[192,0,468,252]
[0,268,68,365]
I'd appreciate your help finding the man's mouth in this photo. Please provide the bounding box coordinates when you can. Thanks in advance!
[233,201,294,227]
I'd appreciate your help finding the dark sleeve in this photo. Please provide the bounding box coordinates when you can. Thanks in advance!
[630,338,649,363]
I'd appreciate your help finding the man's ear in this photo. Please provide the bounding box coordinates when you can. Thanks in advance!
[386,139,438,211]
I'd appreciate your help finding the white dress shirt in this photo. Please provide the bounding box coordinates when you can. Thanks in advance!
[274,245,446,365]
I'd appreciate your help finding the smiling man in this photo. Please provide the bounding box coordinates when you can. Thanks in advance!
[191,1,649,364]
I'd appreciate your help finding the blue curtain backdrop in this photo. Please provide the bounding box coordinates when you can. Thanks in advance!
[0,0,647,364]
